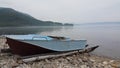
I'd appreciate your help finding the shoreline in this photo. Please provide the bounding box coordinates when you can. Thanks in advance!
[91,53,120,60]
[0,37,120,68]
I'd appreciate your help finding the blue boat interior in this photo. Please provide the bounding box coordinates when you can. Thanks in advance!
[5,34,87,51]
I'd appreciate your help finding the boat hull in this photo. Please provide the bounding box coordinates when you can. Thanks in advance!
[6,37,56,56]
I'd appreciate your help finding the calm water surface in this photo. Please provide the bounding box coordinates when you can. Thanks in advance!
[0,24,120,59]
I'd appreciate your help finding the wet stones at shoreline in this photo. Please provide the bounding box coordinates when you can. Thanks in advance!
[0,37,120,68]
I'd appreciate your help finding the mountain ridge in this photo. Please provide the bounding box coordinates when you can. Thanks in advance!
[0,7,63,27]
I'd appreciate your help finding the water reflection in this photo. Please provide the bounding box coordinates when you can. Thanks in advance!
[0,26,65,35]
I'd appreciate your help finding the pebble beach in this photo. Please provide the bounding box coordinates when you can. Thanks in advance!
[0,37,120,68]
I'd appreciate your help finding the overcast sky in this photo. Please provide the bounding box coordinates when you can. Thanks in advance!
[0,0,120,23]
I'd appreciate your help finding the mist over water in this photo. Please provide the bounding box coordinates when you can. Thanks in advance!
[0,24,120,59]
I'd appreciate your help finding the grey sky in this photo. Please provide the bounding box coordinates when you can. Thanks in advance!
[0,0,120,23]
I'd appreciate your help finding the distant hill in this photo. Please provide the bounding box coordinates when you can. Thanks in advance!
[64,23,74,26]
[0,7,63,27]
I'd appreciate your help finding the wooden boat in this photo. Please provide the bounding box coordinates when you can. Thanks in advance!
[4,34,87,56]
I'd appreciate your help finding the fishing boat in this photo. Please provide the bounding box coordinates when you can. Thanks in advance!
[4,34,87,56]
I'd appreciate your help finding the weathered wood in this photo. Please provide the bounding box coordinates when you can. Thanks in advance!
[21,50,81,62]
[80,45,99,53]
[22,46,99,63]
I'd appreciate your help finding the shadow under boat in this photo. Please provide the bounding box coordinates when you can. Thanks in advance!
[4,35,87,56]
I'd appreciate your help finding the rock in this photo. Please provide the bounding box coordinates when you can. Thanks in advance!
[0,61,6,66]
[109,60,114,63]
[104,65,112,68]
[17,60,23,64]
[81,65,88,68]
[103,61,108,65]
[11,63,19,68]
[45,59,50,63]
[97,63,103,67]
[82,57,88,62]
[111,63,120,68]
[78,58,82,62]
[89,59,95,62]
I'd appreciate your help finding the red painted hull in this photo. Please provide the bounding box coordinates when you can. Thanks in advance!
[6,37,56,56]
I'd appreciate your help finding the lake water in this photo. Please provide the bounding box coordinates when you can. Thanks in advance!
[0,24,120,59]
